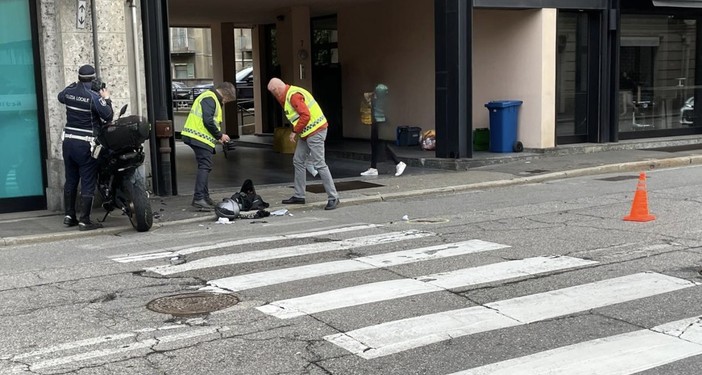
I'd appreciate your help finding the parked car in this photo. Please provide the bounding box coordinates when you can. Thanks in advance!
[191,82,213,98]
[171,81,191,100]
[680,96,694,126]
[236,67,254,108]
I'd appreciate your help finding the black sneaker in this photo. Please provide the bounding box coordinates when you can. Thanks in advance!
[282,196,305,204]
[204,196,216,206]
[78,221,103,231]
[324,198,339,210]
[192,199,214,211]
[63,215,78,227]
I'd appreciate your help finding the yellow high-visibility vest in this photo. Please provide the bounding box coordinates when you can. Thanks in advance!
[182,90,222,148]
[284,86,327,138]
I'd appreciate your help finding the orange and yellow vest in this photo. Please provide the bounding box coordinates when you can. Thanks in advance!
[182,90,222,148]
[284,85,327,138]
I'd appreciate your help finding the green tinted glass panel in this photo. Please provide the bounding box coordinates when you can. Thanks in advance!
[0,0,43,198]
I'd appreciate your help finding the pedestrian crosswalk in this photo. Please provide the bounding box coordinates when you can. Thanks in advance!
[448,317,702,375]
[324,272,696,359]
[256,256,597,319]
[7,224,701,374]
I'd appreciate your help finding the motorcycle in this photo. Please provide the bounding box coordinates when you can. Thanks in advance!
[95,104,153,232]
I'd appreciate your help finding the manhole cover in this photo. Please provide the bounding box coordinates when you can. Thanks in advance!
[407,218,449,224]
[147,293,239,316]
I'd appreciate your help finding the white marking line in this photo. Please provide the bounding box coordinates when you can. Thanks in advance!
[111,224,381,263]
[324,272,696,359]
[258,256,596,319]
[11,333,136,360]
[147,230,434,275]
[450,318,702,375]
[207,240,511,292]
[8,326,228,373]
[9,325,186,360]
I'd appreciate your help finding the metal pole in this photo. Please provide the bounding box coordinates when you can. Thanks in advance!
[91,0,100,74]
[128,0,143,117]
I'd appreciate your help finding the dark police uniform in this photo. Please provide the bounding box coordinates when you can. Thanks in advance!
[58,65,113,230]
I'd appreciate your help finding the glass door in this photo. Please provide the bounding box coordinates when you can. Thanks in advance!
[0,0,46,213]
[556,11,600,144]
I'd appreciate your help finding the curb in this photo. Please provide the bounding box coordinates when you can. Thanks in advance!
[3,155,702,247]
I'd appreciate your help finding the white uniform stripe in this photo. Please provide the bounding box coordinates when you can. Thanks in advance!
[9,327,228,373]
[112,224,380,263]
[207,239,511,292]
[65,105,90,112]
[147,230,433,275]
[450,318,702,375]
[324,272,696,359]
[258,256,596,319]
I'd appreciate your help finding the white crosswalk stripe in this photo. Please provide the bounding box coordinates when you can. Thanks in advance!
[111,224,381,263]
[449,317,702,375]
[4,326,227,374]
[206,239,511,292]
[147,230,434,275]
[257,256,596,319]
[324,272,697,359]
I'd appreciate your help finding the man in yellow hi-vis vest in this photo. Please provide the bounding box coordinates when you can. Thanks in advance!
[182,82,236,210]
[267,78,339,210]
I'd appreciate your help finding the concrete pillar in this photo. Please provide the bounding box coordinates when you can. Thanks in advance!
[219,22,239,138]
[275,6,312,89]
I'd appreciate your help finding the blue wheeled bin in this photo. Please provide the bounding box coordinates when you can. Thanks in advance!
[484,100,523,153]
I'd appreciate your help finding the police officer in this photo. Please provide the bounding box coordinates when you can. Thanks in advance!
[182,82,236,210]
[58,64,114,231]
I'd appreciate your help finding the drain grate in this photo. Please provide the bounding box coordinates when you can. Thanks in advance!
[525,169,551,174]
[306,180,384,194]
[597,175,641,182]
[407,218,450,224]
[644,144,702,153]
[147,293,239,316]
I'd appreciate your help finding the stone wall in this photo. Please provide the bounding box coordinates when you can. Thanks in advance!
[40,0,147,211]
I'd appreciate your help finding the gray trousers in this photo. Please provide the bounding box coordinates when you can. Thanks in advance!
[292,129,339,200]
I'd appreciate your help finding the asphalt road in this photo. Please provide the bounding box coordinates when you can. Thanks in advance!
[1,166,702,374]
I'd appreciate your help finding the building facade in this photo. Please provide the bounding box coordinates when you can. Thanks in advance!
[2,0,702,214]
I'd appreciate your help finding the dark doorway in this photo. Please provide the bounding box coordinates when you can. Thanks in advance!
[260,24,281,134]
[311,16,343,141]
[556,10,602,144]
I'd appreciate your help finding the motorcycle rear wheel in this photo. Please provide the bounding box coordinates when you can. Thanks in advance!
[123,178,153,232]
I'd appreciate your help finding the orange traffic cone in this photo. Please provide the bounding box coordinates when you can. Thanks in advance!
[624,172,655,222]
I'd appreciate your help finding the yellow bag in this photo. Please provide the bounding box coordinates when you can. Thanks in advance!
[273,126,295,154]
[360,99,372,125]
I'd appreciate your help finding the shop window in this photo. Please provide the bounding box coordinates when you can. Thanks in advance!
[619,15,699,134]
[0,0,43,200]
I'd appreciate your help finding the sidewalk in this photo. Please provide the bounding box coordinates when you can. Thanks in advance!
[2,137,702,246]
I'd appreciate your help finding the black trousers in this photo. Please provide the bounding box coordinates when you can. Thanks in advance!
[370,121,399,169]
[63,138,98,199]
[187,143,214,200]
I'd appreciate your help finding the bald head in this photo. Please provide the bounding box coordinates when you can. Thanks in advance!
[267,78,286,98]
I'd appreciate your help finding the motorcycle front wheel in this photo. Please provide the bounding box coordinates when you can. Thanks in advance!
[123,177,153,232]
